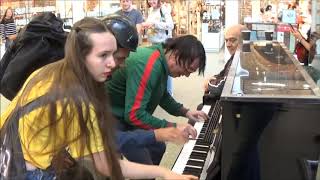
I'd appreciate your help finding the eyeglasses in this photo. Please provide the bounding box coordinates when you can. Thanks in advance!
[225,38,238,44]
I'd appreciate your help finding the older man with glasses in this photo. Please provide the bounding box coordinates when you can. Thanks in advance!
[203,24,247,93]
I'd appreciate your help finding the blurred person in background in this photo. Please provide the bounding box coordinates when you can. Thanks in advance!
[0,7,17,50]
[116,0,144,35]
[290,0,314,65]
[264,5,277,23]
[142,0,174,96]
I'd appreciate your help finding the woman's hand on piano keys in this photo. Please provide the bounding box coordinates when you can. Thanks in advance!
[178,123,197,141]
[163,170,199,180]
[185,110,209,123]
[154,124,197,144]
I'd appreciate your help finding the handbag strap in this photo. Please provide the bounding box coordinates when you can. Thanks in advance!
[159,8,169,35]
[159,8,165,19]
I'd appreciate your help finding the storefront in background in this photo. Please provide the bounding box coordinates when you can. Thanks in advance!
[0,0,222,41]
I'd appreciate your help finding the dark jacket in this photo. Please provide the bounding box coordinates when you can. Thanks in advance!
[0,12,66,100]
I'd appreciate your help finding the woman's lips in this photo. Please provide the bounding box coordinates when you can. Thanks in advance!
[103,72,111,77]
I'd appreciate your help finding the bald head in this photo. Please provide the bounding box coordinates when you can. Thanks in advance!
[224,24,248,55]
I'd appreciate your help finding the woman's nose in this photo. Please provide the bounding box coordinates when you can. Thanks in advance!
[106,56,116,69]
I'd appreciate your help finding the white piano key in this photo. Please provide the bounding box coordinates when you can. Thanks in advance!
[201,105,211,114]
[194,122,204,139]
[172,139,197,174]
[172,122,204,174]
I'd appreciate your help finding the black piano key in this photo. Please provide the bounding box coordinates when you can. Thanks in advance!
[182,167,202,177]
[187,160,205,167]
[199,132,205,135]
[190,152,207,159]
[193,146,210,152]
[204,136,215,143]
[183,171,201,178]
[183,167,202,177]
[195,141,210,146]
[198,134,205,139]
[208,106,214,117]
[189,154,205,160]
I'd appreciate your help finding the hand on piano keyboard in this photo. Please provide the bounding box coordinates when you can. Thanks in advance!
[178,123,197,140]
[203,77,211,93]
[186,110,209,124]
[203,75,219,93]
[164,170,199,180]
[154,124,197,144]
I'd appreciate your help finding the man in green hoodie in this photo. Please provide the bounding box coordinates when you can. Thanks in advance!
[107,34,209,165]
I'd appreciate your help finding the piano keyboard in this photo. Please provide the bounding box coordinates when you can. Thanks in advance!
[172,102,222,179]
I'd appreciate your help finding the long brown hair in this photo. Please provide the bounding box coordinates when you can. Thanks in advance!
[146,0,161,8]
[0,7,14,23]
[15,17,123,179]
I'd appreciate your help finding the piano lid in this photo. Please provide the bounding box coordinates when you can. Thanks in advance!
[221,41,320,103]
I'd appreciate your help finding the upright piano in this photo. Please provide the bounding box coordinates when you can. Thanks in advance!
[173,41,320,180]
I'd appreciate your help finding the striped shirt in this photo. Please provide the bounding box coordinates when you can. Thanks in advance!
[0,21,17,41]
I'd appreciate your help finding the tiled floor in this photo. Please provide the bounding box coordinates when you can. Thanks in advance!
[0,45,226,170]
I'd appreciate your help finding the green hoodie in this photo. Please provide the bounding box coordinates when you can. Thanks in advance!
[106,44,186,129]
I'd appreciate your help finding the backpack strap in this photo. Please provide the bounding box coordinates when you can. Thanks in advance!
[1,95,48,178]
[2,95,48,132]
